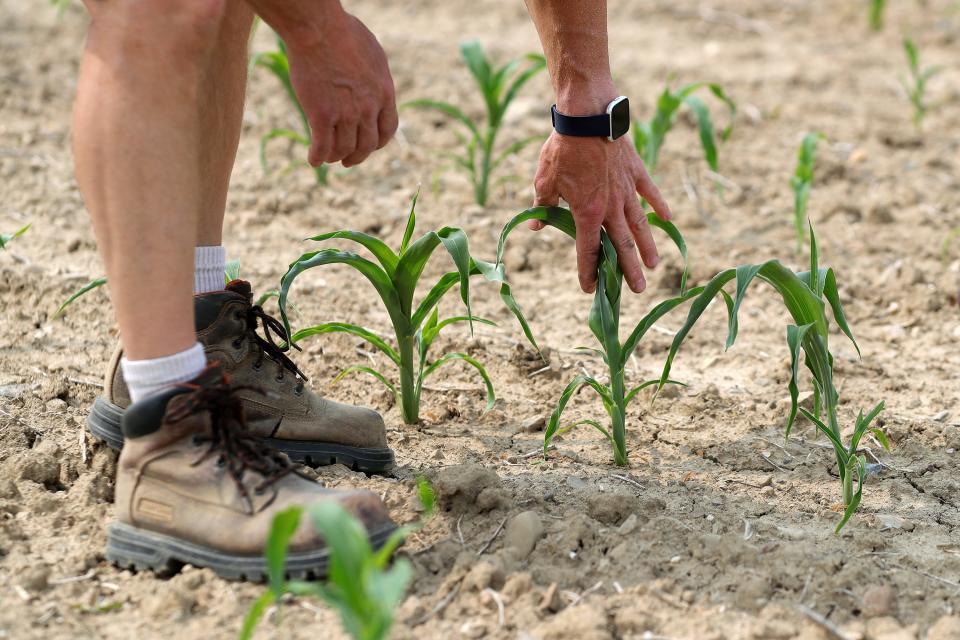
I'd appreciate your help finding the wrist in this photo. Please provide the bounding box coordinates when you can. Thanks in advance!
[555,80,618,115]
[270,0,347,50]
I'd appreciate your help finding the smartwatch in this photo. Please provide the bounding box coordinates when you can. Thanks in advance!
[551,96,630,141]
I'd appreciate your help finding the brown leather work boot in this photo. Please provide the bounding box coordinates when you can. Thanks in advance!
[88,280,394,473]
[106,365,397,581]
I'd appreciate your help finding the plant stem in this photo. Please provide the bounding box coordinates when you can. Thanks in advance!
[476,127,496,206]
[610,367,629,467]
[398,334,419,424]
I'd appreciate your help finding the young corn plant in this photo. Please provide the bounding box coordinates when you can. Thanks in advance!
[869,0,887,30]
[279,190,537,425]
[790,133,825,251]
[658,222,887,532]
[496,206,696,466]
[0,223,29,251]
[253,36,329,185]
[902,38,943,129]
[404,41,546,206]
[632,81,736,175]
[241,478,435,640]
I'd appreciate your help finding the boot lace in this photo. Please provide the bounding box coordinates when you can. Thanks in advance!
[167,381,296,509]
[234,304,307,393]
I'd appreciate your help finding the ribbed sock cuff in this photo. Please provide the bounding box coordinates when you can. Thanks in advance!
[121,342,207,403]
[194,245,226,294]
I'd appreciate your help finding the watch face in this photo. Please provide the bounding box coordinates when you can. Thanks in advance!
[609,97,630,140]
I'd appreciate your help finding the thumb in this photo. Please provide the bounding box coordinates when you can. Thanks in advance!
[530,177,560,231]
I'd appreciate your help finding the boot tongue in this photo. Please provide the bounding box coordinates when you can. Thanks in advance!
[225,279,253,302]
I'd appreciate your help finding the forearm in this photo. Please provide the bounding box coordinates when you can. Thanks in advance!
[242,0,345,47]
[523,0,616,114]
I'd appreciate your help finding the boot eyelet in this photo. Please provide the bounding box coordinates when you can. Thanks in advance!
[215,457,226,469]
[254,487,265,496]
[293,387,304,397]
[190,435,204,447]
[252,362,262,371]
[233,311,244,321]
[275,374,285,383]
[232,338,243,350]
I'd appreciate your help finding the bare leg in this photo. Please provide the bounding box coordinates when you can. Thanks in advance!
[72,0,226,360]
[198,1,255,247]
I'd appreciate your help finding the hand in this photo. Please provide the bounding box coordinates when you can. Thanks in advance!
[284,9,398,168]
[531,131,672,294]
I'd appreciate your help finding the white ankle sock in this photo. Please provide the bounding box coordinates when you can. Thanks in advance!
[195,245,226,294]
[121,342,207,403]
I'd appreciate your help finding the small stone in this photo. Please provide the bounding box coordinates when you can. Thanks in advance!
[45,398,68,413]
[877,514,915,532]
[927,616,960,640]
[931,410,950,422]
[521,416,546,432]
[867,204,895,224]
[0,478,20,500]
[20,565,50,592]
[760,486,775,497]
[8,451,61,488]
[862,584,896,618]
[462,560,503,592]
[565,476,587,489]
[503,511,544,559]
[618,513,640,535]
[431,449,444,460]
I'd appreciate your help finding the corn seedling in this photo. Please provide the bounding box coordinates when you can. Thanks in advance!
[497,207,695,466]
[404,42,546,206]
[240,477,435,640]
[253,36,329,185]
[869,0,887,30]
[902,38,943,129]
[0,223,29,251]
[279,190,537,425]
[633,81,735,175]
[55,262,274,318]
[658,222,887,532]
[789,133,825,251]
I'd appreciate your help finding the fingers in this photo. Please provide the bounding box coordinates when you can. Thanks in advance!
[606,214,647,293]
[342,119,378,168]
[574,216,602,293]
[327,122,358,165]
[377,104,399,149]
[308,124,333,167]
[530,171,559,232]
[635,163,672,221]
[625,197,660,269]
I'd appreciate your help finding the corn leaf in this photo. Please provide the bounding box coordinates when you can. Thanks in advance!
[334,365,399,400]
[306,230,399,276]
[785,323,815,440]
[266,506,301,597]
[0,223,30,250]
[402,99,480,140]
[544,374,601,455]
[683,95,719,171]
[399,188,420,255]
[293,322,400,366]
[280,249,404,342]
[424,352,496,411]
[56,277,107,318]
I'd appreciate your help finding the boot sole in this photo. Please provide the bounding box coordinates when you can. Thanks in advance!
[88,397,396,474]
[106,520,398,582]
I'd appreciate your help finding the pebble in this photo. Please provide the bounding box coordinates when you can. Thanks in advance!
[20,565,50,592]
[521,415,546,433]
[45,398,68,413]
[862,584,896,618]
[760,486,775,497]
[503,511,544,559]
[565,476,587,489]
[618,513,640,535]
[877,514,915,532]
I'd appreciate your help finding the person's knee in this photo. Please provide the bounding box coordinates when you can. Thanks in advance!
[92,0,227,58]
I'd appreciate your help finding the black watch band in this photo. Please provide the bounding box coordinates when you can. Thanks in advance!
[551,96,630,141]
[551,105,611,137]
